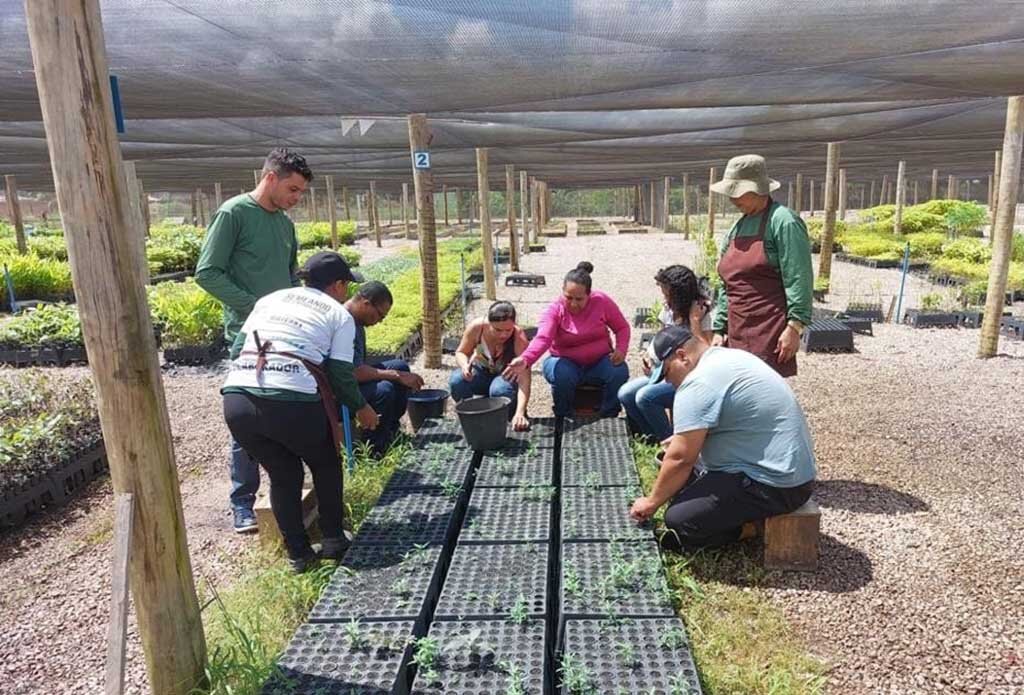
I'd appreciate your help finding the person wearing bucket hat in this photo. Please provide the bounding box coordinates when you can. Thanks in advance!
[629,324,816,553]
[617,265,712,443]
[220,250,379,571]
[708,155,813,378]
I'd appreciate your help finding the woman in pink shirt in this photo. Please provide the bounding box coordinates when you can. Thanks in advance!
[504,262,631,417]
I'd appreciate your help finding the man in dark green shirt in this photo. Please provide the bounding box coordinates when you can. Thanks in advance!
[195,147,312,533]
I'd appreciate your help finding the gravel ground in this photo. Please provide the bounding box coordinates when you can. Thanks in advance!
[1,221,1022,694]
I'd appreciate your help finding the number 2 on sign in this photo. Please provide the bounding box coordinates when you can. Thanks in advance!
[414,151,431,170]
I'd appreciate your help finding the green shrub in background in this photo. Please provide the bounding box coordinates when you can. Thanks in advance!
[0,221,13,237]
[840,234,904,259]
[804,219,848,245]
[0,252,74,305]
[297,246,361,268]
[1011,234,1024,263]
[147,224,206,274]
[26,236,69,261]
[904,232,946,259]
[942,202,988,238]
[859,204,895,222]
[940,237,991,265]
[295,221,356,248]
[0,303,83,350]
[148,278,223,348]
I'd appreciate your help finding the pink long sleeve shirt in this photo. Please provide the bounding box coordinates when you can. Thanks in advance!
[520,290,631,367]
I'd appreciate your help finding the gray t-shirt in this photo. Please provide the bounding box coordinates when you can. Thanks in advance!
[672,347,816,488]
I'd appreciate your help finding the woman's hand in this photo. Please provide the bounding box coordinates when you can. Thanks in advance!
[356,404,379,430]
[629,496,658,522]
[461,364,474,382]
[609,349,626,366]
[511,412,530,432]
[641,356,652,377]
[502,357,527,383]
[711,333,726,347]
[776,325,801,363]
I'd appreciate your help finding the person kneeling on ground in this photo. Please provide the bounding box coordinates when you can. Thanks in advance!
[449,301,532,431]
[629,324,816,552]
[222,251,379,572]
[345,281,425,456]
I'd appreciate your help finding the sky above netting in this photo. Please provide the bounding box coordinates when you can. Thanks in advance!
[2,1,1024,191]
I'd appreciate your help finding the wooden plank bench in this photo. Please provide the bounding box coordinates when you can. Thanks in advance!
[742,498,820,571]
[254,482,320,551]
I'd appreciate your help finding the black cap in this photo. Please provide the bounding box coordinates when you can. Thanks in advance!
[298,251,364,287]
[650,325,694,382]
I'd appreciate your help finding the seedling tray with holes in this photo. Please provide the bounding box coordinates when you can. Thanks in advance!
[434,542,549,619]
[263,620,414,695]
[562,416,628,440]
[632,307,653,328]
[561,446,639,488]
[843,304,885,322]
[475,443,554,488]
[561,540,675,619]
[561,487,651,542]
[355,488,462,546]
[410,619,547,694]
[617,226,648,234]
[497,417,557,449]
[0,439,107,528]
[162,341,226,365]
[460,487,551,543]
[837,315,873,336]
[412,418,470,449]
[559,618,702,695]
[308,544,443,627]
[387,443,476,490]
[505,273,546,287]
[800,318,855,353]
[903,309,960,329]
[1002,317,1024,340]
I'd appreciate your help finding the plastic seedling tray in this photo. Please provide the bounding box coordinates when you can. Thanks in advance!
[412,418,470,450]
[309,544,443,626]
[843,303,885,322]
[561,487,651,542]
[561,540,675,619]
[460,487,551,544]
[263,620,414,695]
[559,618,702,695]
[505,273,546,287]
[387,441,476,491]
[561,445,639,488]
[497,417,558,449]
[562,416,628,440]
[434,542,549,619]
[475,442,554,488]
[903,309,960,329]
[410,619,547,694]
[800,318,855,353]
[355,488,461,546]
[616,226,648,234]
[836,315,873,336]
[632,307,652,328]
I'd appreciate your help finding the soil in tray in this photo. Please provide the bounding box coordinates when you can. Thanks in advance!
[561,540,675,619]
[355,488,460,546]
[387,441,476,490]
[475,443,554,488]
[434,542,549,619]
[263,620,414,695]
[561,486,651,542]
[410,619,547,694]
[460,487,552,543]
[309,544,443,623]
[560,618,701,695]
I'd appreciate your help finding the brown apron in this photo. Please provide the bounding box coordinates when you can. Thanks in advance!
[244,331,346,455]
[717,199,797,377]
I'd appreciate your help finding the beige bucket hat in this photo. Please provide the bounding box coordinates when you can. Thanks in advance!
[709,154,781,198]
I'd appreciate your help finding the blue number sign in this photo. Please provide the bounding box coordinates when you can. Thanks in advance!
[414,151,431,170]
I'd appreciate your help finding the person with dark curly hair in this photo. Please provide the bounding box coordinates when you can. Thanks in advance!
[618,264,711,442]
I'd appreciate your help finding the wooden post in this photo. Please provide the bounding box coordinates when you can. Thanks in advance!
[808,178,815,217]
[818,143,841,280]
[992,150,1002,217]
[139,185,151,237]
[213,182,222,210]
[24,3,206,692]
[402,182,412,240]
[795,173,803,214]
[325,175,338,249]
[442,184,449,227]
[979,96,1024,358]
[947,175,956,199]
[456,188,463,224]
[893,161,906,235]
[342,186,351,220]
[870,179,876,207]
[310,186,319,223]
[407,114,442,369]
[369,181,381,247]
[531,179,542,243]
[253,169,261,188]
[838,169,847,220]
[519,171,530,255]
[122,163,148,283]
[105,493,134,695]
[539,181,549,228]
[662,176,671,231]
[881,175,890,205]
[506,165,519,271]
[931,169,939,200]
[913,179,919,206]
[4,175,28,254]
[787,180,794,209]
[355,192,363,231]
[476,148,497,301]
[707,167,717,239]
[682,173,690,239]
[189,190,197,226]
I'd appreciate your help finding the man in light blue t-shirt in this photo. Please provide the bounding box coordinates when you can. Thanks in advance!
[629,324,816,552]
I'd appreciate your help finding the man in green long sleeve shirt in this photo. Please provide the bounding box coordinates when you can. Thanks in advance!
[196,147,312,533]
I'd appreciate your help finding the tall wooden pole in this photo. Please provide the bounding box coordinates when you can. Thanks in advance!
[539,181,549,228]
[407,115,442,368]
[707,167,717,239]
[402,182,412,240]
[476,148,496,300]
[4,175,28,254]
[253,169,261,188]
[342,186,350,220]
[442,184,449,227]
[682,173,690,239]
[931,169,939,200]
[818,143,841,280]
[310,186,319,223]
[325,175,338,249]
[122,162,148,282]
[662,176,671,231]
[838,168,847,220]
[139,184,151,237]
[531,179,542,243]
[24,2,206,692]
[189,190,197,226]
[947,175,956,200]
[456,188,463,225]
[913,179,919,206]
[808,178,816,217]
[881,175,890,205]
[213,182,222,210]
[980,96,1024,358]
[992,150,1002,218]
[870,179,876,207]
[795,173,804,214]
[520,171,530,255]
[506,164,519,271]
[369,181,381,248]
[786,180,794,209]
[893,161,906,235]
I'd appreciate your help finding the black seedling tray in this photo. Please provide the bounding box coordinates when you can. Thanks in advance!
[309,544,443,627]
[263,620,414,695]
[1001,316,1024,340]
[528,244,546,252]
[800,318,855,353]
[562,416,628,441]
[0,439,107,528]
[434,542,549,619]
[475,443,554,488]
[561,446,639,488]
[410,619,547,694]
[387,442,476,491]
[843,304,885,322]
[903,309,960,329]
[560,540,675,619]
[559,618,702,695]
[460,487,551,544]
[632,307,653,328]
[505,273,546,287]
[0,345,88,368]
[561,487,651,543]
[162,341,226,365]
[616,226,647,234]
[355,488,461,546]
[499,417,558,449]
[838,315,873,336]
[411,418,470,450]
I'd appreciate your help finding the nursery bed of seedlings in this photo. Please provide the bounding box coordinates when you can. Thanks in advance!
[265,416,701,694]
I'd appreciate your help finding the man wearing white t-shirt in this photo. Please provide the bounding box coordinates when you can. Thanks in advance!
[222,251,379,571]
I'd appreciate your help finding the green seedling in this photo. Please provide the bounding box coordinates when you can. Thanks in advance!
[486,591,503,612]
[413,636,442,686]
[509,593,529,625]
[559,652,596,694]
[519,483,555,502]
[582,472,601,491]
[564,564,583,597]
[401,543,431,571]
[343,618,366,650]
[615,640,639,669]
[441,479,462,498]
[659,626,688,650]
[500,661,526,695]
[669,674,695,695]
[390,576,411,598]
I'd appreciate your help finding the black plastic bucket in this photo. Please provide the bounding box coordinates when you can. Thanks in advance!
[454,396,510,451]
[407,389,450,431]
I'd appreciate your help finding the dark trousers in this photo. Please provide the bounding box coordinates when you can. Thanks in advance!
[660,469,814,553]
[359,359,411,456]
[223,392,344,559]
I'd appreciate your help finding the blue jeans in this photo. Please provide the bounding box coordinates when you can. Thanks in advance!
[448,364,518,414]
[618,376,676,441]
[229,436,260,513]
[542,355,629,418]
[359,359,411,456]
